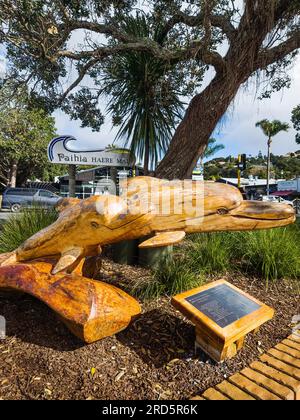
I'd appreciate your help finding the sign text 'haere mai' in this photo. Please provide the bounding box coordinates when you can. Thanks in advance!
[48,136,133,166]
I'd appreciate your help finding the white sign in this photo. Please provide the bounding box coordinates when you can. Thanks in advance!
[192,175,204,181]
[48,136,132,167]
[277,180,298,192]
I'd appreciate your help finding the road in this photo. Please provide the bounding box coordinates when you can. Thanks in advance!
[0,211,14,221]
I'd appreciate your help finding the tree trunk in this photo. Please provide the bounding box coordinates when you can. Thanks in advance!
[143,130,150,176]
[8,160,18,188]
[156,74,248,180]
[155,5,275,182]
[68,164,76,198]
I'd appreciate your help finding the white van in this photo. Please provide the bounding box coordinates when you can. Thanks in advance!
[261,195,294,207]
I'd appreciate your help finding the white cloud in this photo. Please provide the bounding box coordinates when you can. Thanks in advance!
[53,95,119,150]
[213,56,300,158]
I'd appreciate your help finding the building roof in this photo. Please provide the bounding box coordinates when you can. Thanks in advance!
[59,165,143,182]
[219,177,282,187]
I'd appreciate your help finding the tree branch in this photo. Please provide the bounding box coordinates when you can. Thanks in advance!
[59,58,99,103]
[63,20,136,44]
[275,0,300,21]
[255,30,300,70]
[182,42,226,73]
[159,11,237,43]
[54,41,165,61]
[54,39,226,75]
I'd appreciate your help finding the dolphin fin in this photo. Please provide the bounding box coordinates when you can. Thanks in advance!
[52,247,83,274]
[139,231,186,248]
[55,197,81,214]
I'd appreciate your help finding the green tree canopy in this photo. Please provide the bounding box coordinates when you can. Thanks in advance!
[255,119,290,140]
[204,152,300,180]
[0,106,59,187]
[203,138,225,160]
[1,1,300,178]
[256,118,290,193]
[292,105,300,144]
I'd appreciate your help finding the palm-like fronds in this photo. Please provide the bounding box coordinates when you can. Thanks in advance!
[204,138,225,159]
[100,14,184,172]
[256,119,290,138]
[255,118,290,193]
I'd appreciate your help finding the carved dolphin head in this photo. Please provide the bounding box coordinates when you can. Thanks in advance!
[119,177,295,234]
[185,182,296,233]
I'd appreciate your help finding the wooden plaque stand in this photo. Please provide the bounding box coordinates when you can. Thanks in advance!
[172,280,274,362]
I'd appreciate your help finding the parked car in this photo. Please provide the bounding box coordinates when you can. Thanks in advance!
[1,188,60,212]
[261,195,294,207]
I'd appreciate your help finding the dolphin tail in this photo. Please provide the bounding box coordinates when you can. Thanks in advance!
[52,247,84,275]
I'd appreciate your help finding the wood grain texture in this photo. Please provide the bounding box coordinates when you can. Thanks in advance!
[215,381,255,400]
[260,354,300,381]
[267,349,300,369]
[240,367,294,400]
[250,361,300,399]
[139,231,186,248]
[0,259,141,343]
[229,372,281,400]
[202,388,230,400]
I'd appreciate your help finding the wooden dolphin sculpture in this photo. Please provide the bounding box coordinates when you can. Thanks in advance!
[0,177,295,274]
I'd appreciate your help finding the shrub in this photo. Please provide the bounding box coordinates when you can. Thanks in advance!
[131,222,300,299]
[184,233,232,274]
[131,255,205,300]
[234,226,300,285]
[187,226,300,285]
[0,207,58,253]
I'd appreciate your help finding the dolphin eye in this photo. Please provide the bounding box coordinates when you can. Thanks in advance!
[217,208,229,215]
[91,221,100,228]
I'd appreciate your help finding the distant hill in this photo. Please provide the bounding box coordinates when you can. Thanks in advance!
[204,153,300,180]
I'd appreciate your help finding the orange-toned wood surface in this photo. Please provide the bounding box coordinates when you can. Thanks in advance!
[172,280,274,362]
[0,258,141,343]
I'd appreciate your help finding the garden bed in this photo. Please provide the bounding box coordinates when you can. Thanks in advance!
[0,259,299,400]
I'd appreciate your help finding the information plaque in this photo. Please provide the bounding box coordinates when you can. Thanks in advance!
[172,280,274,362]
[186,284,261,328]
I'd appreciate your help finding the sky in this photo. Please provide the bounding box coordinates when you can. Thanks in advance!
[215,56,300,159]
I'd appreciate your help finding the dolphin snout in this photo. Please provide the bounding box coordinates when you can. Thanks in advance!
[231,201,295,221]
